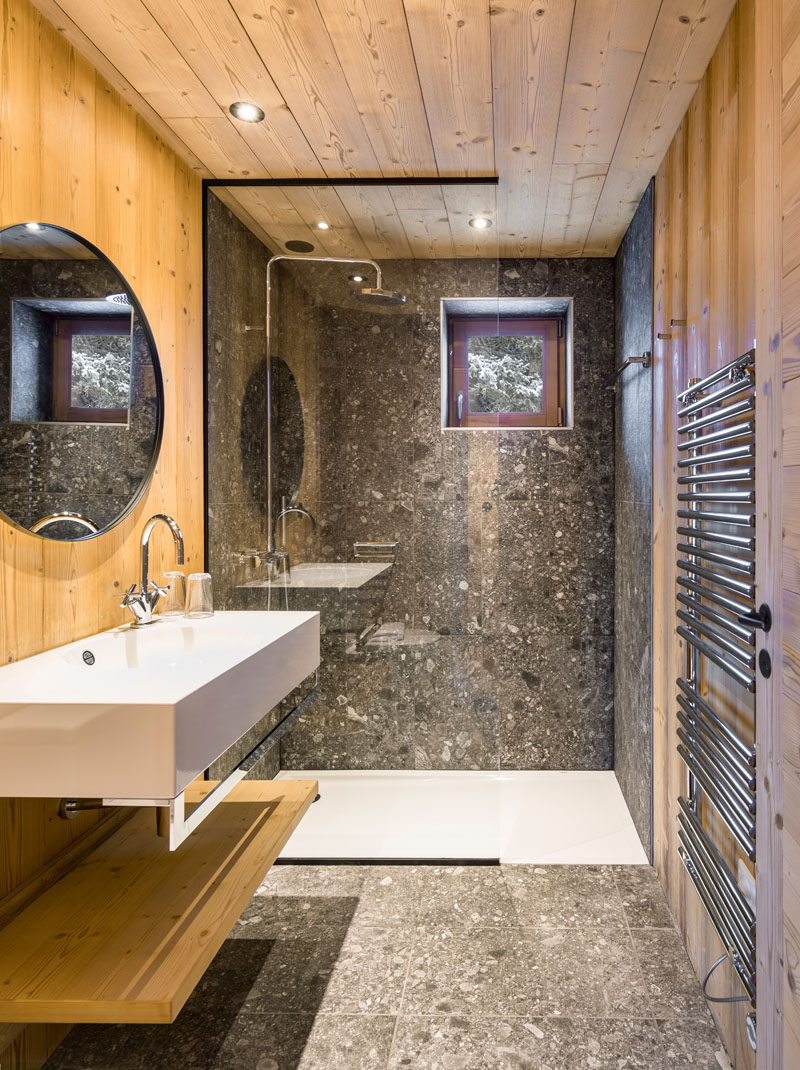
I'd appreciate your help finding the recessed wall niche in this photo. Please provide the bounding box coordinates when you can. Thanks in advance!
[11,298,134,424]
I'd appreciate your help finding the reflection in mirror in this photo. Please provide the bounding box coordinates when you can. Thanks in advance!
[271,356,304,511]
[0,224,162,540]
[239,356,304,516]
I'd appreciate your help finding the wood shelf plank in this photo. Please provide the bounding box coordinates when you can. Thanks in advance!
[0,779,317,1024]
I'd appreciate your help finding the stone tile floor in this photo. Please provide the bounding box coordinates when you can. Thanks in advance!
[45,865,731,1069]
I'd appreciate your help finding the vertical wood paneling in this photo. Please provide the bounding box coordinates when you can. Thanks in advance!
[403,0,495,177]
[0,0,203,1065]
[754,0,785,1064]
[227,0,382,178]
[783,0,800,1062]
[314,0,438,177]
[489,0,575,256]
[586,0,739,255]
[652,1,785,1065]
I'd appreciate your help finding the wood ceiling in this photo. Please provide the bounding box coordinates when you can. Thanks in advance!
[32,0,736,257]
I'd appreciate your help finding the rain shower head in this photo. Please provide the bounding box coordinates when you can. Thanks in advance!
[357,287,407,306]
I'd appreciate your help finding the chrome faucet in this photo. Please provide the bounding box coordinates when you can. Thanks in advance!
[232,499,316,580]
[272,500,316,579]
[120,513,185,626]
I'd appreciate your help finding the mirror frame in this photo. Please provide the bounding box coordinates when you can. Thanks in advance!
[0,222,165,542]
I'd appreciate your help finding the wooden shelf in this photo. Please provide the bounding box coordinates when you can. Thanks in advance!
[0,779,317,1025]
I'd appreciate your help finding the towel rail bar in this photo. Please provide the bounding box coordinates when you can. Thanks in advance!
[676,350,754,401]
[677,397,754,437]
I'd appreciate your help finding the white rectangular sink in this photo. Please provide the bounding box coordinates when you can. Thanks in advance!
[0,610,319,801]
[238,561,391,590]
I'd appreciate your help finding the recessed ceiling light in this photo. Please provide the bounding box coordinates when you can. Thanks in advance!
[316,221,329,230]
[349,274,364,283]
[468,217,493,230]
[24,222,42,231]
[105,292,131,305]
[229,101,265,123]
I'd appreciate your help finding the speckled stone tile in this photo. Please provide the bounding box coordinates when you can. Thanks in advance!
[243,926,413,1016]
[412,638,500,769]
[522,927,652,1018]
[318,925,414,1014]
[404,926,650,1020]
[344,358,415,503]
[631,928,709,1018]
[402,928,543,1018]
[279,646,415,770]
[452,429,500,501]
[210,1012,397,1069]
[657,1017,733,1068]
[43,1024,154,1069]
[344,497,415,625]
[342,647,415,741]
[502,865,627,928]
[548,434,614,505]
[281,723,415,770]
[243,864,422,931]
[495,431,550,501]
[388,1015,668,1069]
[413,372,456,502]
[614,184,654,859]
[412,499,481,635]
[480,497,552,638]
[613,866,676,929]
[416,866,518,930]
[496,633,614,769]
[614,497,653,854]
[232,890,360,938]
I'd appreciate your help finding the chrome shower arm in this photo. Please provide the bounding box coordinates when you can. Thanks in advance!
[265,255,383,317]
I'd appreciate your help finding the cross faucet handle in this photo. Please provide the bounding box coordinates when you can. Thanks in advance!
[120,582,143,610]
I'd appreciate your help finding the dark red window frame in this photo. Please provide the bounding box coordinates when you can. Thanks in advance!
[447,315,566,428]
[52,316,130,424]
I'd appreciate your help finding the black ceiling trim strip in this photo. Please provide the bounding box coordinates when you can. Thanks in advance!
[203,176,499,188]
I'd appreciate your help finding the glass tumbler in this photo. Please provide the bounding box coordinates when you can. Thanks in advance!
[185,572,214,618]
[160,571,185,616]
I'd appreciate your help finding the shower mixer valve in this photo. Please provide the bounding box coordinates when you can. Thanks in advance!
[232,499,316,581]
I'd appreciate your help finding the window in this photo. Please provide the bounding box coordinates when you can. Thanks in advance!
[52,316,132,423]
[446,314,566,428]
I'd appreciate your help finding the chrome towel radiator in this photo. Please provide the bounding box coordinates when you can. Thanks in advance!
[675,350,759,1016]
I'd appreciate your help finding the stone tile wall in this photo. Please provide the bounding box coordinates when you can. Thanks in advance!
[613,182,654,854]
[207,193,617,771]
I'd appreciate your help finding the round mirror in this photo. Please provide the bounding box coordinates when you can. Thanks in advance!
[0,223,163,540]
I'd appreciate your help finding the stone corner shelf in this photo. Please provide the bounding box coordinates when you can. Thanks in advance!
[0,778,318,1025]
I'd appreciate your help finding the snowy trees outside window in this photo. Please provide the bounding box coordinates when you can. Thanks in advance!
[467,333,543,413]
[70,333,131,410]
[446,311,566,428]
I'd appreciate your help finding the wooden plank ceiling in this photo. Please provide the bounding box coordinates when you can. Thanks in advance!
[31,0,736,257]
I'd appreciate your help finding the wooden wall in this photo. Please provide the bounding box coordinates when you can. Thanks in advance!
[652,0,786,1066]
[782,0,800,1061]
[0,0,204,1065]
